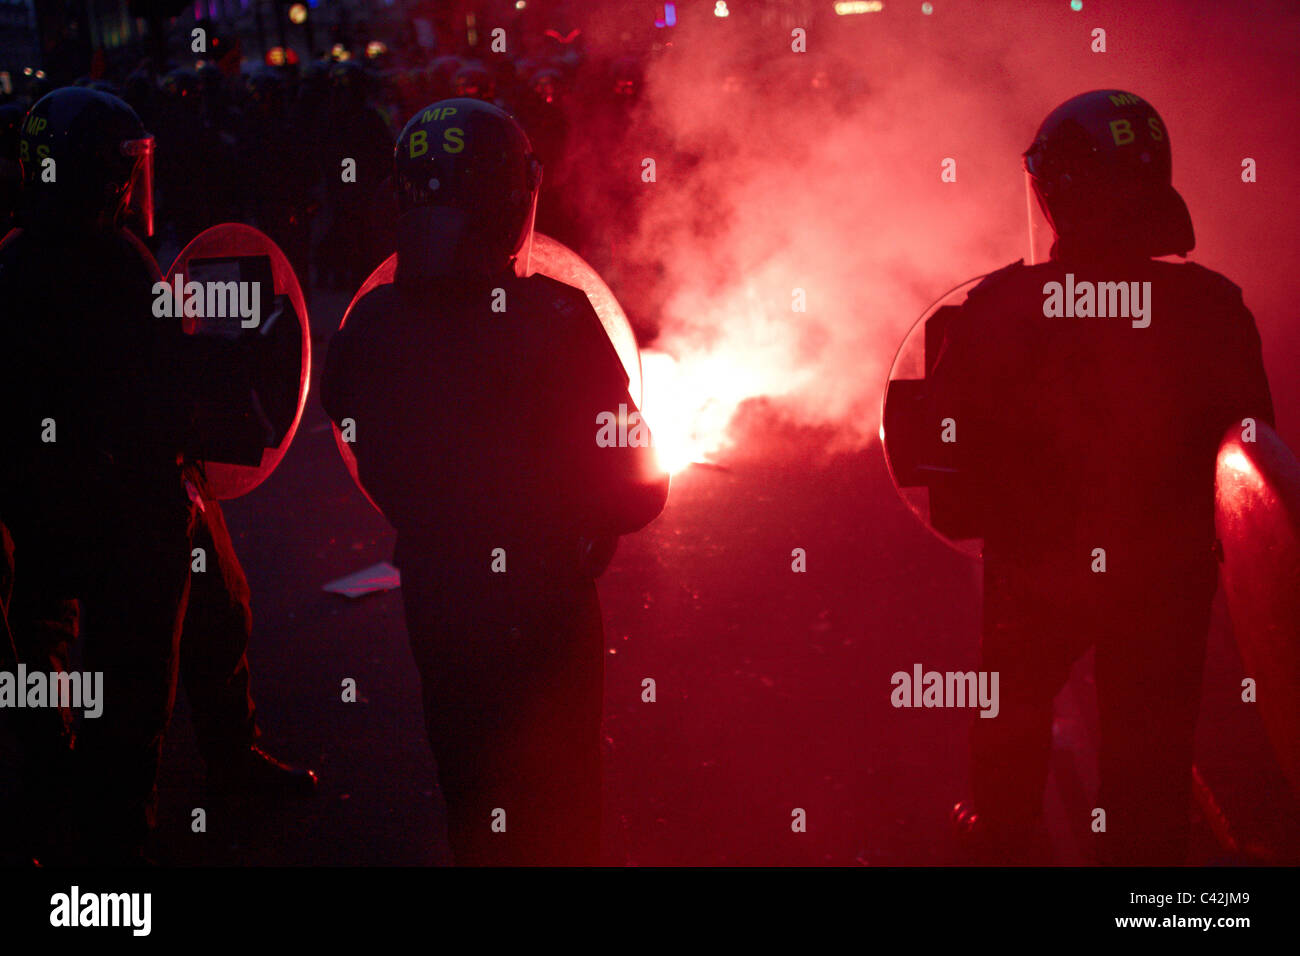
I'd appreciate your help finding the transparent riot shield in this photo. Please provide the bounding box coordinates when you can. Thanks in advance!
[166,223,310,499]
[879,275,987,558]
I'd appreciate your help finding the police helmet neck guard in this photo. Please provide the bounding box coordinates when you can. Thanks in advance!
[1024,89,1194,260]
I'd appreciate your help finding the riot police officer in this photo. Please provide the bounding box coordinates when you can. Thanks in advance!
[0,88,314,865]
[927,90,1275,865]
[322,99,668,865]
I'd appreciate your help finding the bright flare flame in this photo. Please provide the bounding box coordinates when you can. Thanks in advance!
[640,347,762,473]
[637,292,833,474]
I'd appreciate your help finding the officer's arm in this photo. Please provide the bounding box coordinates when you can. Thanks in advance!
[590,387,671,535]
[564,319,669,537]
[1218,292,1275,431]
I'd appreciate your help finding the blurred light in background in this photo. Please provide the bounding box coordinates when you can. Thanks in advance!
[835,1,885,14]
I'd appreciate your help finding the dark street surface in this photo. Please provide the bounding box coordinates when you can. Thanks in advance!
[142,288,1300,867]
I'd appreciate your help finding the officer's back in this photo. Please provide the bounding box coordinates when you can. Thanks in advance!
[324,269,660,588]
[935,255,1272,588]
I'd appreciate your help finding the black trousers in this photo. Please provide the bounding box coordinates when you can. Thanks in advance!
[970,557,1216,865]
[399,552,604,866]
[181,495,259,771]
[1,522,15,668]
[2,479,257,861]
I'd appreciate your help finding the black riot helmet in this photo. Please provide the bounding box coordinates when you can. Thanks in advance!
[1023,89,1193,260]
[529,66,564,106]
[0,103,25,223]
[452,62,495,101]
[427,56,465,101]
[393,98,541,281]
[0,102,25,158]
[246,67,287,115]
[329,60,373,110]
[18,87,155,237]
[610,57,641,100]
[161,68,201,106]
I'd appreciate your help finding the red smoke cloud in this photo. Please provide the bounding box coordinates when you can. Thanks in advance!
[570,0,1299,467]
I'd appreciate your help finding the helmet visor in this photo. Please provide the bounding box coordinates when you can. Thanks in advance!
[1024,169,1054,265]
[121,133,155,237]
[511,164,541,278]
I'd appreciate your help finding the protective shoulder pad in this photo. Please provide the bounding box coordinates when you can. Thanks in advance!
[1174,260,1246,305]
[966,259,1029,300]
